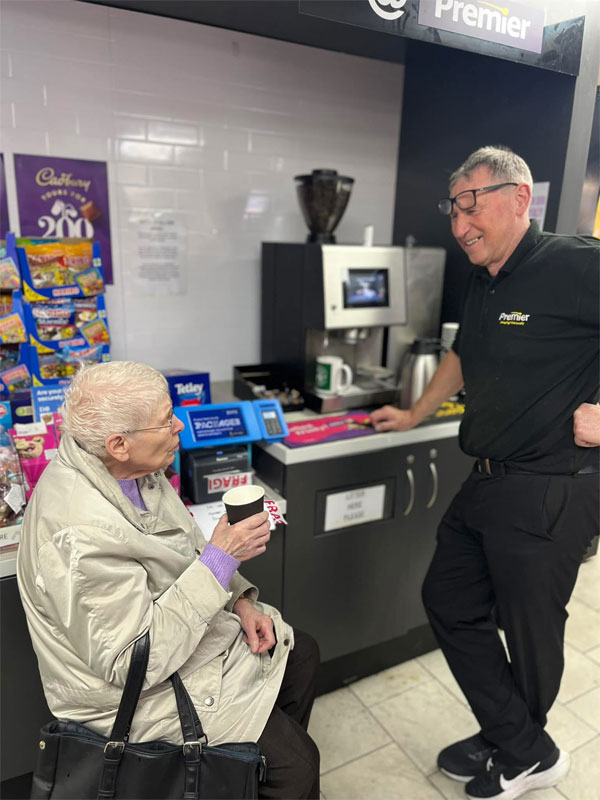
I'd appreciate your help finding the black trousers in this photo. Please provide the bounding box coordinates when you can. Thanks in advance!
[422,469,598,767]
[258,629,320,799]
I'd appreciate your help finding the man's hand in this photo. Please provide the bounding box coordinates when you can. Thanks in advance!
[574,403,600,447]
[233,597,275,654]
[371,405,415,432]
[209,512,270,562]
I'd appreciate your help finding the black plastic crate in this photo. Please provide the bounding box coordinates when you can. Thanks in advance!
[233,363,305,412]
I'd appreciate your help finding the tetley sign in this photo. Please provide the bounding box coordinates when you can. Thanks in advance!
[417,0,545,53]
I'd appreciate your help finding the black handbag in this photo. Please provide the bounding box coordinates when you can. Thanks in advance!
[31,633,266,799]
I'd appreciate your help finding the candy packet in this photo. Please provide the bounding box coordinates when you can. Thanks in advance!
[31,302,78,341]
[10,420,59,501]
[75,266,104,296]
[63,240,93,280]
[0,443,26,528]
[38,344,105,380]
[80,318,110,345]
[0,312,27,343]
[0,363,31,393]
[0,257,21,290]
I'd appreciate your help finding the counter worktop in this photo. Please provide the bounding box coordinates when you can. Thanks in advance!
[259,420,461,464]
[210,379,461,465]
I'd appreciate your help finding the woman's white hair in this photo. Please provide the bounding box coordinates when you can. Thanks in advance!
[449,145,533,192]
[62,361,169,457]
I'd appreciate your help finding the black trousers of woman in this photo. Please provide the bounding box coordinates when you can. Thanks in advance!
[258,629,321,799]
[422,469,598,767]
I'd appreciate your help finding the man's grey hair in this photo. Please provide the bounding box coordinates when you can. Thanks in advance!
[449,145,533,192]
[62,361,169,457]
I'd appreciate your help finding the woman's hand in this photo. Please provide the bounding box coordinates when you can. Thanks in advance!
[233,597,275,654]
[209,512,270,562]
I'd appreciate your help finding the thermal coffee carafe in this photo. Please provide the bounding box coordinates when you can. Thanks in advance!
[399,339,440,409]
[294,169,354,243]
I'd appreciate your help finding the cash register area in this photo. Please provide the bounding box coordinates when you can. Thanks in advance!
[307,558,600,800]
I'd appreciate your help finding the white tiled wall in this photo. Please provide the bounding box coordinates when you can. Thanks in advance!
[0,0,404,378]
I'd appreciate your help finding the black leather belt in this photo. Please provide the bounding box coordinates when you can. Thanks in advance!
[475,458,598,477]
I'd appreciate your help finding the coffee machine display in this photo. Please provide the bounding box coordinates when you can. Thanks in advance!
[262,242,445,412]
[294,169,354,244]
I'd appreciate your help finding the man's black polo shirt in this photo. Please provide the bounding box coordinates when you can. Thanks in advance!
[453,220,599,474]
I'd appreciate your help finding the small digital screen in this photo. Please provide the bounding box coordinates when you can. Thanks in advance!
[343,269,389,308]
[189,407,247,442]
[262,410,277,420]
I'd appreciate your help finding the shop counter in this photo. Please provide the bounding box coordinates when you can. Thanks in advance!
[250,412,472,695]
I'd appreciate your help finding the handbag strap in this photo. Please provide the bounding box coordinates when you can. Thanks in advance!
[97,632,150,800]
[170,672,207,800]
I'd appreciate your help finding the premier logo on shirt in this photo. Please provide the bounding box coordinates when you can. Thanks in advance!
[498,311,531,326]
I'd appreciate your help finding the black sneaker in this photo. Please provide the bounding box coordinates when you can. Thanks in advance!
[465,748,570,799]
[437,733,497,782]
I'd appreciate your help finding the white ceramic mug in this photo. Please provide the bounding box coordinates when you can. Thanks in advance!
[315,355,353,396]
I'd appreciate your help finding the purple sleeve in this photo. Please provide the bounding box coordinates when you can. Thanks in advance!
[198,543,240,590]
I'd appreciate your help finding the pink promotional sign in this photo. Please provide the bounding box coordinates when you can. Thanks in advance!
[284,412,377,448]
[13,154,113,283]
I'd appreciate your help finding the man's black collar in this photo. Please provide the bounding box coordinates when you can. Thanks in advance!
[475,219,542,281]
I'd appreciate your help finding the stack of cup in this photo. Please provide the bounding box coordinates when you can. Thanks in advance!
[441,322,460,356]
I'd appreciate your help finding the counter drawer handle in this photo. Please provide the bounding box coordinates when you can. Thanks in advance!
[426,462,439,509]
[404,468,415,516]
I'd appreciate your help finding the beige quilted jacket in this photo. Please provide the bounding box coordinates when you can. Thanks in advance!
[17,434,292,745]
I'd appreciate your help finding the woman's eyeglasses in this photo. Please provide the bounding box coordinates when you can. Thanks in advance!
[123,415,175,435]
[438,182,518,215]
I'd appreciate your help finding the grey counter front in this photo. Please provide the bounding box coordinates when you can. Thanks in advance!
[251,418,473,694]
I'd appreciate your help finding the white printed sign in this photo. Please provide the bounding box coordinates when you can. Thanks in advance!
[189,497,286,536]
[530,181,550,230]
[206,471,253,494]
[133,214,185,295]
[324,484,386,532]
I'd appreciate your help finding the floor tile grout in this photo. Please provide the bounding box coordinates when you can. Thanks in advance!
[347,672,435,707]
[318,740,391,777]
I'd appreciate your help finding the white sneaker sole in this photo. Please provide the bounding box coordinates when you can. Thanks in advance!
[440,767,473,783]
[466,750,571,800]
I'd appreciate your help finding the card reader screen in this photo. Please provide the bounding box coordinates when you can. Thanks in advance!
[343,268,389,308]
[188,407,247,442]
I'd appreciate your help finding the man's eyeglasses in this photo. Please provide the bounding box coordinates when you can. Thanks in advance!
[438,182,518,216]
[123,414,175,435]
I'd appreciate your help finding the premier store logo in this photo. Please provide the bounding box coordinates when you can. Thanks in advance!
[368,0,407,21]
[418,0,545,53]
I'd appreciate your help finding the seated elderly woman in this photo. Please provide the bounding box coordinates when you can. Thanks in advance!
[17,361,320,799]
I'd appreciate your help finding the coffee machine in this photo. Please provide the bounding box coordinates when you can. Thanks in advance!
[260,170,446,412]
[261,242,446,412]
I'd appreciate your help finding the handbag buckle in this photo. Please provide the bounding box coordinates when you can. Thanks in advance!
[183,738,207,756]
[104,741,125,756]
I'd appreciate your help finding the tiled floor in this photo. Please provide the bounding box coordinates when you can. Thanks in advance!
[308,550,600,800]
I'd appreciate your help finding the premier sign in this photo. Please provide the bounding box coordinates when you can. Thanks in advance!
[417,0,545,53]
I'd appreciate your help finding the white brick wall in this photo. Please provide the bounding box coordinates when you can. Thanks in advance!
[0,0,404,378]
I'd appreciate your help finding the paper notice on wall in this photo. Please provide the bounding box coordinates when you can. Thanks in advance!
[530,182,550,230]
[133,214,185,294]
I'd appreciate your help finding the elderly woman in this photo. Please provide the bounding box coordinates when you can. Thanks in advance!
[17,361,320,799]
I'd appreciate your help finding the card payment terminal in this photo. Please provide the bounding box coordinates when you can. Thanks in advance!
[175,399,289,450]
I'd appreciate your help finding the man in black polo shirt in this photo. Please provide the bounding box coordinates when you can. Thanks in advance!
[372,145,599,800]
